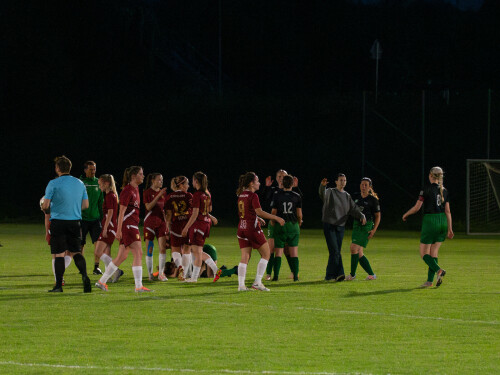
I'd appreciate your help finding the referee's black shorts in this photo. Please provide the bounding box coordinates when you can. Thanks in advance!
[81,219,102,245]
[50,219,82,255]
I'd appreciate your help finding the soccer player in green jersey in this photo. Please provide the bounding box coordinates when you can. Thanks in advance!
[403,166,454,287]
[270,175,303,281]
[346,178,381,281]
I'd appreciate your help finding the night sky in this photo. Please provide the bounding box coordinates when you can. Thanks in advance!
[1,0,498,228]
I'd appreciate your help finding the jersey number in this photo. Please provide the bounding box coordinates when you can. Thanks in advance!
[173,200,188,216]
[201,199,210,216]
[282,202,293,214]
[436,195,442,207]
[238,200,245,219]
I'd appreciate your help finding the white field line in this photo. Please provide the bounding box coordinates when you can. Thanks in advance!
[0,361,371,375]
[171,298,499,326]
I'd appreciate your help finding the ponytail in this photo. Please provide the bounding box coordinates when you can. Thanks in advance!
[361,177,379,200]
[430,166,445,202]
[100,174,119,204]
[121,166,142,189]
[236,172,257,196]
[171,176,187,191]
[145,173,161,190]
[193,171,208,194]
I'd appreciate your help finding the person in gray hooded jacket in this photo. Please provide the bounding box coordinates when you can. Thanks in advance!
[319,174,366,281]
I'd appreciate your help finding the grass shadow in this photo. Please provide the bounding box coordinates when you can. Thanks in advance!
[343,287,421,298]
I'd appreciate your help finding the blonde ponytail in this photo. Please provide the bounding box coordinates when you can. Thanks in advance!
[430,166,444,202]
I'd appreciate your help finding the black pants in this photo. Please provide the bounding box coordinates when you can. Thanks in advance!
[323,223,345,280]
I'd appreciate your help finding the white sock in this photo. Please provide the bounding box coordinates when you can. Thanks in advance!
[254,258,268,285]
[52,259,56,281]
[146,256,153,275]
[159,253,167,275]
[182,254,191,272]
[132,266,143,289]
[64,255,72,269]
[172,252,182,268]
[238,263,247,288]
[191,266,201,281]
[100,261,117,284]
[205,257,218,274]
[100,253,112,267]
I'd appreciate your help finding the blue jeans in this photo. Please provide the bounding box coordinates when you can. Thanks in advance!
[323,223,345,280]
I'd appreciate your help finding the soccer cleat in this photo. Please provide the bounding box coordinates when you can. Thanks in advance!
[365,275,377,280]
[148,273,154,281]
[83,275,92,293]
[183,278,197,283]
[238,286,251,291]
[135,286,152,293]
[419,281,433,288]
[213,268,222,283]
[177,266,185,281]
[251,283,270,291]
[335,274,346,282]
[111,269,124,283]
[272,276,279,281]
[93,267,103,275]
[346,274,356,281]
[48,286,63,293]
[158,273,168,282]
[95,281,108,291]
[436,269,446,287]
[265,274,271,281]
[152,271,159,278]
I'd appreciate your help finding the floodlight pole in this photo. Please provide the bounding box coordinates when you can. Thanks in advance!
[218,0,222,97]
[487,89,491,159]
[421,90,425,188]
[362,91,366,177]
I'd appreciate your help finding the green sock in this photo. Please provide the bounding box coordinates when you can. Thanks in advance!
[290,257,299,280]
[350,254,359,276]
[359,255,374,275]
[266,253,275,275]
[423,254,440,273]
[221,266,238,277]
[427,257,438,282]
[272,256,282,280]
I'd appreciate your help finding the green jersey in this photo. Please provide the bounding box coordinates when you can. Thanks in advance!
[80,176,103,221]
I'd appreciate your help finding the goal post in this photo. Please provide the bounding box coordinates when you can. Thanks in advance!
[466,159,500,235]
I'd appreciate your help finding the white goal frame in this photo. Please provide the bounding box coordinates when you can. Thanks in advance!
[466,159,500,235]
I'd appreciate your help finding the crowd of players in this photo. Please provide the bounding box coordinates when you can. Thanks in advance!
[42,156,453,293]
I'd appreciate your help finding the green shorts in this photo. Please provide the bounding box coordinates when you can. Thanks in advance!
[420,213,447,245]
[351,220,374,248]
[267,224,275,239]
[273,222,300,248]
[203,244,217,261]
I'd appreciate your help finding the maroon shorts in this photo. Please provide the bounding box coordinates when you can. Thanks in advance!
[237,228,267,249]
[143,217,167,241]
[120,224,141,247]
[188,220,211,247]
[97,228,116,246]
[170,221,188,248]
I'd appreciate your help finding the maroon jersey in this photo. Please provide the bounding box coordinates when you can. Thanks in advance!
[102,192,118,229]
[237,190,261,230]
[192,190,211,223]
[143,188,166,222]
[120,184,140,225]
[165,191,193,222]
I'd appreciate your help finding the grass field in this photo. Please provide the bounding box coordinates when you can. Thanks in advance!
[0,223,499,375]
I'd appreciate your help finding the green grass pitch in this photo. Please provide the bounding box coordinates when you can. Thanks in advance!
[0,223,498,375]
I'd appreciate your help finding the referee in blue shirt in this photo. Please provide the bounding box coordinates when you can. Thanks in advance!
[42,155,91,293]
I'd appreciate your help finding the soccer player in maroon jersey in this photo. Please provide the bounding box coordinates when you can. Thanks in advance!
[94,174,124,283]
[165,176,193,280]
[143,173,168,281]
[181,172,221,282]
[95,166,151,292]
[236,172,285,291]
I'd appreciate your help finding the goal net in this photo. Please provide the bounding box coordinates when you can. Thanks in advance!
[467,159,500,235]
